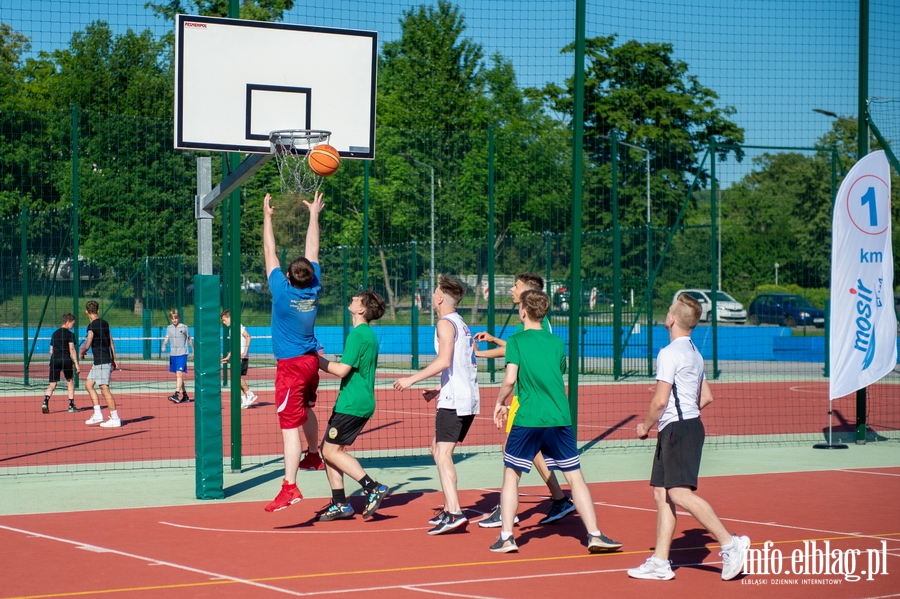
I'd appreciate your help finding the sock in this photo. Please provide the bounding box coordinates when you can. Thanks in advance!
[332,489,347,504]
[500,531,513,540]
[68,398,75,404]
[93,405,102,413]
[43,395,50,403]
[357,474,376,492]
[110,410,119,420]
[589,530,602,537]
[552,496,569,504]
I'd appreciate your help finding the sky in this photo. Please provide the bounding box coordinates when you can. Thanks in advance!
[2,0,898,186]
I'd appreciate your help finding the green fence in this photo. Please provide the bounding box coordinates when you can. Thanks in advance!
[1,0,898,475]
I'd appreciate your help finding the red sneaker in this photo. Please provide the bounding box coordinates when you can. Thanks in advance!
[264,480,303,512]
[298,452,324,471]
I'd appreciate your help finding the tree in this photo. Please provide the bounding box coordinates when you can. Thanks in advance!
[0,22,29,110]
[144,0,294,23]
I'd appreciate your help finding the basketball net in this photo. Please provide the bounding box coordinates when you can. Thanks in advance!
[269,129,332,196]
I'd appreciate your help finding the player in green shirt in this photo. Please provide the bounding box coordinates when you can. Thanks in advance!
[473,273,573,527]
[317,291,389,521]
[489,290,622,555]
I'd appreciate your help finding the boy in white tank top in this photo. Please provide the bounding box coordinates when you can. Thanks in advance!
[394,275,480,535]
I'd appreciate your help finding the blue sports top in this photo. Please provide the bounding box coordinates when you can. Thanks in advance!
[268,263,321,360]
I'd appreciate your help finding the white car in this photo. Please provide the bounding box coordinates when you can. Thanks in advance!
[672,289,747,324]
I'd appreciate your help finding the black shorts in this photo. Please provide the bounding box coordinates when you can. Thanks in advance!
[240,357,249,376]
[323,411,369,446]
[650,417,705,490]
[49,359,74,382]
[435,408,475,444]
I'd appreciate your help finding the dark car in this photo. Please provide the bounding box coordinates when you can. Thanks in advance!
[747,293,825,327]
[552,286,625,311]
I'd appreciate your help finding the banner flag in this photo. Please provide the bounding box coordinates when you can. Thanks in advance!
[829,150,897,399]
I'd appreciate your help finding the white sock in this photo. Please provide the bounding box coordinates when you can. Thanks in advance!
[589,530,602,537]
[110,410,119,420]
[500,531,513,540]
[93,406,102,413]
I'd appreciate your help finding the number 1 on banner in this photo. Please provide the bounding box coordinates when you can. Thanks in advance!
[861,187,878,227]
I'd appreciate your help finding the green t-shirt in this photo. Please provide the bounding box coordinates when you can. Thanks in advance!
[504,329,570,428]
[514,315,551,334]
[335,323,379,418]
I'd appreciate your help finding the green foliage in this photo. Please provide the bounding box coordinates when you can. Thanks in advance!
[144,0,295,23]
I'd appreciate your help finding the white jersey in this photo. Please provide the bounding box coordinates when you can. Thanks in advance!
[655,336,704,431]
[434,312,480,416]
[239,325,249,355]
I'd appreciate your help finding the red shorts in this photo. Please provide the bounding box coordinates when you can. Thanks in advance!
[275,354,319,430]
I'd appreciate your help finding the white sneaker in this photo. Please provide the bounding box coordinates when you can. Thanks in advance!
[100,417,122,428]
[245,392,258,407]
[85,413,104,425]
[628,556,675,580]
[720,535,750,580]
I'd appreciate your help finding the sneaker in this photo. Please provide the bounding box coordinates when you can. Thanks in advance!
[362,484,389,519]
[41,402,49,414]
[85,412,104,425]
[587,531,623,553]
[298,452,324,471]
[68,403,78,413]
[720,535,750,580]
[245,392,258,407]
[428,510,449,526]
[477,505,519,528]
[627,556,675,580]
[100,417,122,428]
[489,535,519,553]
[265,481,303,512]
[318,502,354,521]
[539,497,576,525]
[168,392,181,404]
[181,393,190,402]
[428,512,467,535]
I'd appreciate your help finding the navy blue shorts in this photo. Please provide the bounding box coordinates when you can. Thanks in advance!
[169,355,189,373]
[504,425,580,473]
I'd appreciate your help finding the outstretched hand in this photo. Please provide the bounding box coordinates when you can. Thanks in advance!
[263,193,275,218]
[302,190,325,215]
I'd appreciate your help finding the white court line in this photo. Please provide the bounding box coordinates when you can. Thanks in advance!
[839,469,900,477]
[160,521,428,534]
[0,523,306,596]
[399,586,501,599]
[596,501,900,544]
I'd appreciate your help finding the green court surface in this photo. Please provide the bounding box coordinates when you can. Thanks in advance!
[3,442,899,516]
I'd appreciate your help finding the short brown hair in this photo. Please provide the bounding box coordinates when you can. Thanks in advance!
[673,293,702,330]
[169,309,180,319]
[61,313,76,324]
[437,275,465,304]
[85,300,99,315]
[516,272,544,291]
[358,291,386,322]
[520,289,550,321]
[221,309,231,319]
[287,257,315,289]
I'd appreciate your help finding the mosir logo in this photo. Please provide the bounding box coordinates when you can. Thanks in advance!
[185,22,207,28]
[850,278,884,370]
[743,540,890,584]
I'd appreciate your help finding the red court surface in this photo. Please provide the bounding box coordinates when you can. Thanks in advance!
[4,378,896,470]
[2,468,899,598]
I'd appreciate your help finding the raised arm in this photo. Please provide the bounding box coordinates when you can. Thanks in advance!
[263,193,280,276]
[302,190,324,264]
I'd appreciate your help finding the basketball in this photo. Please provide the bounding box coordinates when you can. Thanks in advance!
[308,144,341,177]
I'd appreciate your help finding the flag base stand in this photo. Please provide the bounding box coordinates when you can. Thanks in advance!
[813,399,848,450]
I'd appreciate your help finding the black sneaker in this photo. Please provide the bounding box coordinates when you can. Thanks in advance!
[362,484,389,519]
[539,497,576,525]
[428,510,449,526]
[427,512,467,535]
[489,535,519,553]
[67,403,78,413]
[41,402,49,414]
[168,393,181,403]
[181,393,190,402]
[318,502,354,521]
[478,505,520,528]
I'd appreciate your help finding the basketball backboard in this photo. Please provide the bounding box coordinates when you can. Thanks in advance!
[174,15,377,158]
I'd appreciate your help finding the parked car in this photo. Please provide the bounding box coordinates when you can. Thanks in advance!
[747,293,825,327]
[553,286,625,311]
[672,289,747,323]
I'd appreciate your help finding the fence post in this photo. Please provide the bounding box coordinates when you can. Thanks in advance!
[363,162,370,288]
[611,131,622,380]
[411,241,419,370]
[21,204,28,385]
[342,246,350,345]
[710,141,720,378]
[143,257,151,359]
[487,125,496,382]
[71,103,80,388]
